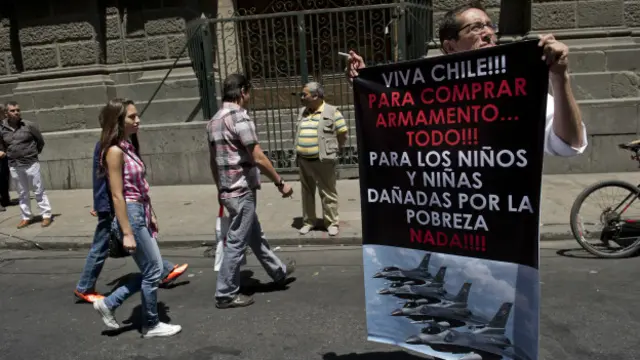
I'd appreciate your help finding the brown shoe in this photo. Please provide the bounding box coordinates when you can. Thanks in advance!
[41,218,52,227]
[215,294,255,309]
[17,219,30,229]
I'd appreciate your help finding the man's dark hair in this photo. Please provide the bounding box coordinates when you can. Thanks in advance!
[438,1,486,46]
[4,100,18,108]
[222,73,251,102]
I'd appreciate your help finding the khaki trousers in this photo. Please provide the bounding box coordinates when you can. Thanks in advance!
[298,157,339,228]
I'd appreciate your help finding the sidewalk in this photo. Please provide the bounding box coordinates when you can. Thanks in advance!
[0,172,638,250]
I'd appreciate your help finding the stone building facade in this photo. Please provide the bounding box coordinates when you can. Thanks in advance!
[0,0,638,190]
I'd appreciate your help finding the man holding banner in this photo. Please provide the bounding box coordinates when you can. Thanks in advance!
[346,1,587,157]
[345,2,589,360]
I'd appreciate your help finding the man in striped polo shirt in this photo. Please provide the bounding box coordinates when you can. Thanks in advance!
[294,82,348,237]
[208,73,296,308]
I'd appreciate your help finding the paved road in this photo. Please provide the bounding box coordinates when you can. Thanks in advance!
[0,241,637,360]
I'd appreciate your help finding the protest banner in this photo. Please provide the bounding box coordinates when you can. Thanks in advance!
[353,39,549,360]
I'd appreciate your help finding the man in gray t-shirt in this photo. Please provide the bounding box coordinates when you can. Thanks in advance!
[0,101,52,228]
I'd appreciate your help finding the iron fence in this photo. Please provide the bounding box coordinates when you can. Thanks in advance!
[188,0,432,172]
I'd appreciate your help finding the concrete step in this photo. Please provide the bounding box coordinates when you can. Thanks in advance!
[114,79,201,104]
[576,97,640,135]
[570,71,640,100]
[569,47,640,74]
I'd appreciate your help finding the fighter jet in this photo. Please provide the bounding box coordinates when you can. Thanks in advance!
[397,282,472,309]
[403,303,526,360]
[378,282,446,298]
[377,253,431,274]
[373,253,434,285]
[395,301,512,336]
[390,297,472,326]
[404,312,528,360]
[378,268,452,298]
[419,302,512,336]
[377,266,447,295]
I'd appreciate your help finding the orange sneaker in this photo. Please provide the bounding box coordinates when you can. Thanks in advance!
[160,264,188,287]
[74,289,105,303]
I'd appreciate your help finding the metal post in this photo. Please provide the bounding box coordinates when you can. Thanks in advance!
[398,0,407,61]
[201,23,218,118]
[499,0,532,39]
[297,13,308,85]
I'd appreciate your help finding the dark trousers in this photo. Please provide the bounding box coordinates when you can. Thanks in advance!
[0,157,10,206]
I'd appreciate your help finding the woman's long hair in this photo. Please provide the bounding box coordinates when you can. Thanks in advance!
[97,98,135,176]
[129,132,146,176]
[130,133,141,157]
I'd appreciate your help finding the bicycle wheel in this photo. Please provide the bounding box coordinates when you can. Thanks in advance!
[569,179,640,258]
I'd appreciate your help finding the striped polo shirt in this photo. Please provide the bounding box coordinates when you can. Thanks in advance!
[295,102,348,159]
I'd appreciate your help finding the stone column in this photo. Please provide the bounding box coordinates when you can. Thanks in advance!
[214,0,244,79]
[0,16,17,77]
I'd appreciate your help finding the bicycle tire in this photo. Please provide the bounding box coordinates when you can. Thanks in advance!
[570,179,640,258]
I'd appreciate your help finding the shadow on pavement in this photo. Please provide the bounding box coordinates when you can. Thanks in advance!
[104,272,191,293]
[322,351,432,360]
[290,216,330,232]
[291,216,304,230]
[20,213,63,226]
[555,247,640,260]
[239,269,297,295]
[555,248,609,259]
[105,272,138,290]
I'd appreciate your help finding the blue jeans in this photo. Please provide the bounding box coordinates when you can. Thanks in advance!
[76,212,112,293]
[216,190,285,301]
[76,212,176,294]
[102,202,164,328]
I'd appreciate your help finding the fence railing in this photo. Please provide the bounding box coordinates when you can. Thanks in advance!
[147,0,432,172]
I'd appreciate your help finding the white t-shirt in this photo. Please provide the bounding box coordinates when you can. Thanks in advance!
[543,94,588,157]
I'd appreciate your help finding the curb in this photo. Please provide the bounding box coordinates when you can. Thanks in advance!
[0,227,574,251]
[0,236,365,251]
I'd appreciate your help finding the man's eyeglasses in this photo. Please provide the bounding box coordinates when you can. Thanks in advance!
[459,21,498,34]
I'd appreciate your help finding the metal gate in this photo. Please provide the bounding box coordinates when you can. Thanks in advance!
[188,0,432,172]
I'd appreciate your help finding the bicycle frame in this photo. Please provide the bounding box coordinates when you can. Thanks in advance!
[612,184,640,217]
[598,183,640,235]
[613,145,640,224]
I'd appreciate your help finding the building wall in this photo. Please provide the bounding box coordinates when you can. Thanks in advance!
[430,0,640,174]
[0,0,209,190]
[529,0,640,174]
[0,0,638,190]
[0,0,204,131]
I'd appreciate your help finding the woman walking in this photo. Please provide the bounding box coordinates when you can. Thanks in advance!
[74,134,188,304]
[92,97,181,338]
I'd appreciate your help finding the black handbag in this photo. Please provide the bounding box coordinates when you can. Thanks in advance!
[108,216,130,258]
[108,232,129,258]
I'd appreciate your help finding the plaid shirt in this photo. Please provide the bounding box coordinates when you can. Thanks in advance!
[207,102,261,199]
[119,140,157,238]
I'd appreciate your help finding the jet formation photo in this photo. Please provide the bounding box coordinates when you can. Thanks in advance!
[371,252,531,360]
